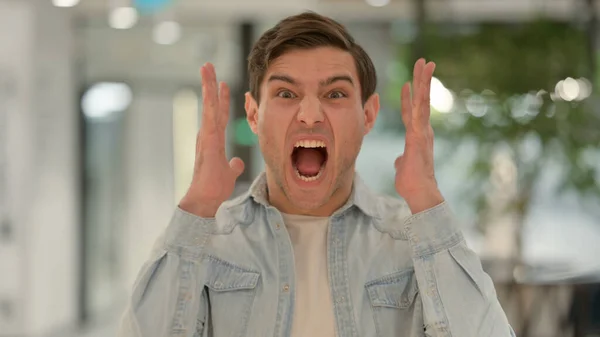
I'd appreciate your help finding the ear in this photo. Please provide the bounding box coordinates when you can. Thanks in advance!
[363,93,380,135]
[245,92,259,134]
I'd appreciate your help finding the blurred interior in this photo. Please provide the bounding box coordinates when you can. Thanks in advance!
[0,0,599,336]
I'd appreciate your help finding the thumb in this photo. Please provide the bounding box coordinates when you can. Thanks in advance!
[229,157,245,178]
[394,155,404,170]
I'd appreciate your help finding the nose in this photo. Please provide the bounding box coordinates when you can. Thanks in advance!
[297,96,324,127]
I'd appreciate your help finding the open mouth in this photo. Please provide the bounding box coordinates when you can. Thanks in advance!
[291,140,328,182]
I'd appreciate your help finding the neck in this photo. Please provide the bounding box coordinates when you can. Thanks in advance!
[265,169,354,217]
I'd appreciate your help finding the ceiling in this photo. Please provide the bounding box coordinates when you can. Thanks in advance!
[70,0,586,23]
[70,0,588,87]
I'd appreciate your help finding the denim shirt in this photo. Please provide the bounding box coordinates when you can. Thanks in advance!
[118,172,515,337]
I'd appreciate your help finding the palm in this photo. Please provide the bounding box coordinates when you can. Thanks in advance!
[180,63,244,216]
[193,132,239,201]
[395,59,437,199]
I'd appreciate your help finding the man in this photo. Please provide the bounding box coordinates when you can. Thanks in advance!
[118,12,514,337]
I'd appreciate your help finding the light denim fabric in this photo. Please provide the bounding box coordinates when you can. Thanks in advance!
[118,172,516,337]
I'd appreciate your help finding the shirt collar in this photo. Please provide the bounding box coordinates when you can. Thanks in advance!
[231,171,381,219]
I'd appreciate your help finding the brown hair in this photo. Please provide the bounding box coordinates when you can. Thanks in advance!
[247,11,377,105]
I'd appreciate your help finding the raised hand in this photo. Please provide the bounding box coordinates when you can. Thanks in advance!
[395,58,444,214]
[179,63,245,218]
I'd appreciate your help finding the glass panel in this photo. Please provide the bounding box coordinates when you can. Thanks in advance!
[82,83,129,319]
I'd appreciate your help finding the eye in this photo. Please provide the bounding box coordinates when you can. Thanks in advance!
[327,91,347,99]
[277,90,297,99]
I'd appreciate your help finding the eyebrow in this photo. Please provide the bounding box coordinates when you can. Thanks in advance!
[267,74,297,85]
[267,74,355,87]
[320,75,354,87]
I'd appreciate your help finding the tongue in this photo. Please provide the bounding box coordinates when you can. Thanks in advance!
[295,148,325,177]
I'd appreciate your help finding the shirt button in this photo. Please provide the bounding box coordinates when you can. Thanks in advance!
[282,284,290,292]
[275,223,281,230]
[214,281,223,288]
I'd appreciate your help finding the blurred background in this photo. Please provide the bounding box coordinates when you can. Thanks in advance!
[0,0,599,336]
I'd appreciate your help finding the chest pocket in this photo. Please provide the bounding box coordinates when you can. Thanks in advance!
[365,269,424,337]
[202,256,260,337]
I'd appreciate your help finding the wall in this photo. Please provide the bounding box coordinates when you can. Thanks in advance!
[122,85,177,292]
[0,0,79,335]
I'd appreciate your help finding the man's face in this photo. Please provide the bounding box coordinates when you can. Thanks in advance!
[246,47,379,213]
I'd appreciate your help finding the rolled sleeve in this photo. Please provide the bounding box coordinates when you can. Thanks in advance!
[164,207,215,257]
[118,208,213,337]
[403,202,513,336]
[403,201,464,258]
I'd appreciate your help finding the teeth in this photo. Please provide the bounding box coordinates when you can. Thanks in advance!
[294,139,326,149]
[296,168,323,182]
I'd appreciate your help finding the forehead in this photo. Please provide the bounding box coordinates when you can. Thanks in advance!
[265,47,359,84]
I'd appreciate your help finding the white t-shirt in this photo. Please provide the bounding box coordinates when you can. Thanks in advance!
[281,212,336,337]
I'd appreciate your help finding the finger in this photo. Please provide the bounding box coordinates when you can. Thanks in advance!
[417,62,436,126]
[195,122,202,155]
[218,81,230,130]
[400,82,412,129]
[394,155,403,170]
[229,157,245,178]
[196,66,208,156]
[428,125,435,151]
[412,58,426,97]
[201,63,219,131]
